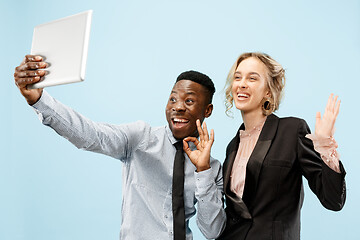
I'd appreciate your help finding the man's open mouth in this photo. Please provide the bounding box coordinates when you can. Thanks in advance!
[172,118,190,128]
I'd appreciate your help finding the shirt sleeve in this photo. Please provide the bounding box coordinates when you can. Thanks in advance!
[305,134,340,173]
[31,90,146,161]
[194,159,226,239]
[297,119,346,211]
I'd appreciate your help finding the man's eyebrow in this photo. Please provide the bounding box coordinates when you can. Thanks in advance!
[171,90,197,95]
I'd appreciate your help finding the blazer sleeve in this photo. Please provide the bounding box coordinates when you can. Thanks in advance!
[297,119,346,211]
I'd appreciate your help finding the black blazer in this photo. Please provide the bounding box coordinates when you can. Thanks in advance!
[217,114,346,240]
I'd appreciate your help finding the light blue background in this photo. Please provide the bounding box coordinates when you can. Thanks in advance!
[1,0,359,239]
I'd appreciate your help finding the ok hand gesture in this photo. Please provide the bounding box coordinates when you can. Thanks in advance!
[183,120,214,172]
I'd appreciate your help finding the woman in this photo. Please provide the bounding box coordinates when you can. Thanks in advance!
[183,52,346,240]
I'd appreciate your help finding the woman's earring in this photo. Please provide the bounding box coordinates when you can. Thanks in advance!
[261,97,275,116]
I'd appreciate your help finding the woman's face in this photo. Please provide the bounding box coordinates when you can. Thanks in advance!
[231,57,270,114]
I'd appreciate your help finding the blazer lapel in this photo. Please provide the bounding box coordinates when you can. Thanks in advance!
[223,124,242,190]
[242,114,279,205]
[223,124,252,219]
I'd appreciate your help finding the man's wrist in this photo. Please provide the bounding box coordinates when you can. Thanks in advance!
[196,165,210,172]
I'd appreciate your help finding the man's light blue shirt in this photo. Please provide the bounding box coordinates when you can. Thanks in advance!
[32,91,226,239]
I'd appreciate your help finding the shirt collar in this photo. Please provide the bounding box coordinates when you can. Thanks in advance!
[165,125,196,150]
[165,124,178,145]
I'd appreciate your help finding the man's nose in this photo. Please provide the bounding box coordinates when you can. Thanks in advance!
[173,101,186,111]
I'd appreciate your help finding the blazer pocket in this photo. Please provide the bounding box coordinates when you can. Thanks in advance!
[272,220,283,240]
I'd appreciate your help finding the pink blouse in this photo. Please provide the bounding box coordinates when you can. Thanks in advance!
[230,121,340,198]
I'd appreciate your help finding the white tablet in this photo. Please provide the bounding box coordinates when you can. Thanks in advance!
[28,10,92,89]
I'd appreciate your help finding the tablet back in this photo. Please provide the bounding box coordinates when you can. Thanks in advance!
[29,10,92,89]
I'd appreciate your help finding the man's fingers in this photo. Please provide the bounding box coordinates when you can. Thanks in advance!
[14,70,46,78]
[183,137,199,144]
[196,119,204,139]
[192,138,201,148]
[14,76,42,88]
[183,137,202,150]
[209,129,214,143]
[183,140,197,161]
[25,55,43,62]
[16,61,48,71]
[202,121,209,141]
[14,55,48,90]
[183,139,188,148]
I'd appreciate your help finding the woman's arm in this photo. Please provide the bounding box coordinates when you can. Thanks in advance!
[298,94,346,211]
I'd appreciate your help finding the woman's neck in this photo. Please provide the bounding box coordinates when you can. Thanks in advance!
[241,109,267,130]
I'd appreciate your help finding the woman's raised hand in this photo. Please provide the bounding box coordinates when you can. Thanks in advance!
[183,119,214,172]
[315,93,341,138]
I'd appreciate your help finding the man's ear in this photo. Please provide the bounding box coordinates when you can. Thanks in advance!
[204,104,213,118]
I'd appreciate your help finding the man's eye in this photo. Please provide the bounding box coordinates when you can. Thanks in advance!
[186,99,194,103]
[170,97,176,102]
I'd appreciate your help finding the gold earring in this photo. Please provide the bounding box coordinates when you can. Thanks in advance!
[261,97,275,116]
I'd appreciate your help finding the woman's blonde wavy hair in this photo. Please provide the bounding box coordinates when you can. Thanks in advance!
[225,52,286,116]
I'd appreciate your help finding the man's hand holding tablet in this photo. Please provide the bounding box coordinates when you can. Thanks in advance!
[14,10,92,105]
[14,55,47,105]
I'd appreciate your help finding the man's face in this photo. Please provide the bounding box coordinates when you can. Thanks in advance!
[165,80,213,140]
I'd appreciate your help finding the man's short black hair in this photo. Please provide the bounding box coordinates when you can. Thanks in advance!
[176,70,216,104]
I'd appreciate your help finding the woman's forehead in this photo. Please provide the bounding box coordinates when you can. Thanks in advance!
[236,57,269,76]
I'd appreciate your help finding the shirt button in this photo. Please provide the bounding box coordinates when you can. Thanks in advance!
[165,215,168,218]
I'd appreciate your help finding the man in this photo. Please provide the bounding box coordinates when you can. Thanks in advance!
[14,55,226,239]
